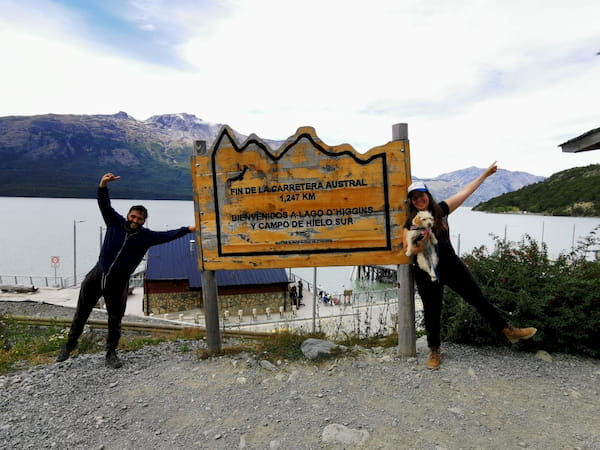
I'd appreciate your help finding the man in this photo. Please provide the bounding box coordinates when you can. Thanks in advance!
[297,280,304,305]
[56,173,196,368]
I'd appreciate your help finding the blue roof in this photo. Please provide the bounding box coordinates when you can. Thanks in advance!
[145,235,289,288]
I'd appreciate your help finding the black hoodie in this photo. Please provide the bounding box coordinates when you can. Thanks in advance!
[96,186,191,277]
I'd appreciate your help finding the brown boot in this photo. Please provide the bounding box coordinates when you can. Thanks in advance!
[502,326,537,344]
[427,347,441,370]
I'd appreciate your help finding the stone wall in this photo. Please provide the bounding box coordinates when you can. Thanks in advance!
[145,291,202,315]
[219,291,286,315]
[145,290,286,316]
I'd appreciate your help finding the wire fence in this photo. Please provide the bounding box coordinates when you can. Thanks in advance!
[221,272,424,340]
[0,271,146,290]
[2,270,422,340]
[0,274,70,289]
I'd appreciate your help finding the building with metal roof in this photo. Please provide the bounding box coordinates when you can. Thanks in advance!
[559,126,600,153]
[143,234,290,315]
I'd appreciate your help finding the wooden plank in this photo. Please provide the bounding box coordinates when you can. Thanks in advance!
[0,285,38,293]
[393,122,416,357]
[201,270,221,353]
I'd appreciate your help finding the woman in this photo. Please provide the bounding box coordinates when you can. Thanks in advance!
[403,162,537,370]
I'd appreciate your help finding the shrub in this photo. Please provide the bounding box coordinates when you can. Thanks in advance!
[439,227,600,358]
[0,316,67,373]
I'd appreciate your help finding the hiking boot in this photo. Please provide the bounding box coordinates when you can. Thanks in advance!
[426,346,441,370]
[105,349,123,369]
[56,343,76,362]
[502,326,537,344]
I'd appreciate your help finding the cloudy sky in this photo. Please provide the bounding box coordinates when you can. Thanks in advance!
[1,0,599,178]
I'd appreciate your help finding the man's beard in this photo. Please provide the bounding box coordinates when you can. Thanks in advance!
[126,221,139,231]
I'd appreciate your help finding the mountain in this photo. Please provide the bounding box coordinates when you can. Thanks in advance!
[0,112,544,201]
[473,164,599,217]
[0,112,271,199]
[412,167,545,207]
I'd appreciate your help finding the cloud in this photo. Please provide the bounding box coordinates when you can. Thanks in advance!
[0,0,599,177]
[361,43,599,118]
[4,0,232,68]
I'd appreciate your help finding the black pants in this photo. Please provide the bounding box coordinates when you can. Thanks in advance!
[66,265,129,351]
[414,252,509,348]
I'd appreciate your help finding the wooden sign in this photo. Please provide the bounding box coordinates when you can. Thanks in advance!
[191,126,411,270]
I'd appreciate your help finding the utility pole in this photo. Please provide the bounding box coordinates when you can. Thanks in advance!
[73,219,85,286]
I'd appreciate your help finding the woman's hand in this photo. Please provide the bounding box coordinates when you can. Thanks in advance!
[403,228,429,255]
[483,161,498,178]
[445,161,498,212]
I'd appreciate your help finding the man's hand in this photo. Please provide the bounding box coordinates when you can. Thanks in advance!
[99,173,121,188]
[188,226,196,232]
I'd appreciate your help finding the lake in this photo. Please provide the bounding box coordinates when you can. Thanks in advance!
[0,196,598,293]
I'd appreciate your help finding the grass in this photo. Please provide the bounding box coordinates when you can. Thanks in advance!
[0,316,68,373]
[196,330,329,361]
[338,332,398,349]
[0,315,402,375]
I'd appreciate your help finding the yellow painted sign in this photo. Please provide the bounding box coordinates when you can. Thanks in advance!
[191,126,410,270]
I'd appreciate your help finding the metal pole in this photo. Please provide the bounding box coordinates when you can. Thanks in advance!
[73,220,77,286]
[393,123,416,357]
[201,270,222,353]
[73,220,85,286]
[541,221,545,246]
[312,267,317,333]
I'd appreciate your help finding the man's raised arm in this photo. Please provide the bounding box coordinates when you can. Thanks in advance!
[99,173,121,188]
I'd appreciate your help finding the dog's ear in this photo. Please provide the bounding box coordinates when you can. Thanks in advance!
[414,214,422,227]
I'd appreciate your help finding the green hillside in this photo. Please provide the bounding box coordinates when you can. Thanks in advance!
[0,113,198,199]
[473,164,600,217]
[0,153,193,200]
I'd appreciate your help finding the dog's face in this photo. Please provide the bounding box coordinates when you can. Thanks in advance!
[412,211,435,229]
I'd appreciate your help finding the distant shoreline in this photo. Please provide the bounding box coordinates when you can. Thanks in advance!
[476,208,600,218]
[0,194,192,201]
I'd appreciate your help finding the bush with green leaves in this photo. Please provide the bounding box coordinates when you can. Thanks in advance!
[0,317,69,373]
[439,227,600,358]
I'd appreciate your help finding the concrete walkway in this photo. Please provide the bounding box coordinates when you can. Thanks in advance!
[0,285,144,316]
[1,282,418,339]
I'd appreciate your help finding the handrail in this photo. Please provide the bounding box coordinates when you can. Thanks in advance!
[6,315,271,339]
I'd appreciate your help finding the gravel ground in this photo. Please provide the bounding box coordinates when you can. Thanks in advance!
[1,301,600,450]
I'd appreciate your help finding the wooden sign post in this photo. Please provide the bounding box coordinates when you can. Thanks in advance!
[393,124,416,357]
[191,124,415,355]
[192,126,410,269]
